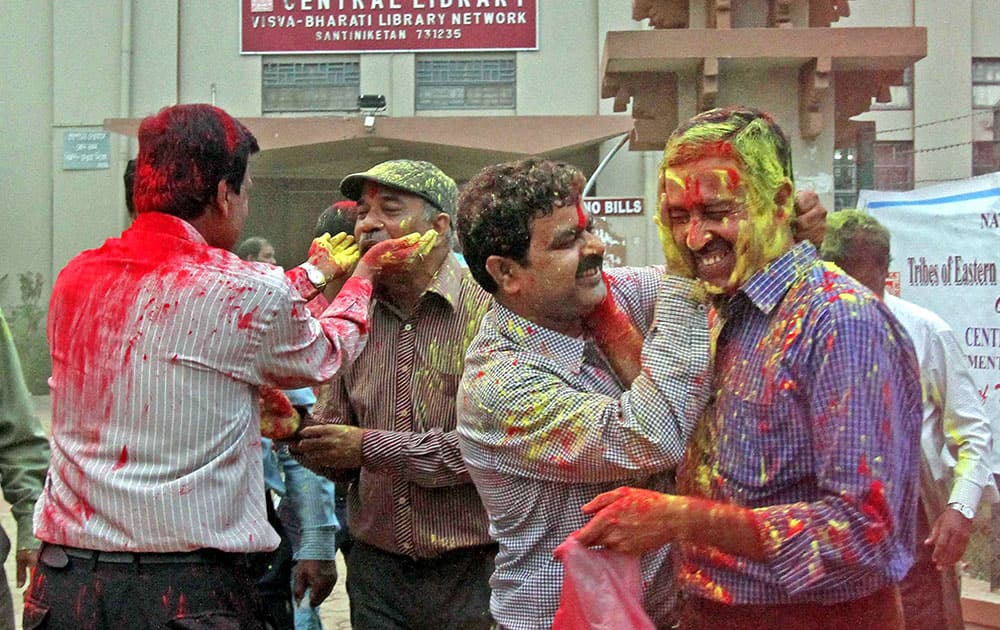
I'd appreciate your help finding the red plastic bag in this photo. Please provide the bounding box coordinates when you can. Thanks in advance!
[552,536,656,630]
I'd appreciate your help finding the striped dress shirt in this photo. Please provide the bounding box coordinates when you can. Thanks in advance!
[312,254,494,558]
[677,243,922,605]
[35,212,371,553]
[457,268,713,630]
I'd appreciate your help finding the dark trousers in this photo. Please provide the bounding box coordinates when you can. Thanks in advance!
[23,544,267,630]
[899,498,964,630]
[252,491,295,630]
[345,540,495,630]
[333,483,352,557]
[678,586,904,630]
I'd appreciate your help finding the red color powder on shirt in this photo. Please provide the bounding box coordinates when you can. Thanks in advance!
[860,480,893,545]
[259,387,301,440]
[237,306,259,330]
[112,445,129,471]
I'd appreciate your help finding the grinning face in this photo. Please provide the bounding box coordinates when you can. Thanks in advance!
[661,156,750,294]
[354,180,435,254]
[503,202,606,337]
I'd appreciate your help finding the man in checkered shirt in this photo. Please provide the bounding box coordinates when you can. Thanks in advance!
[453,156,714,629]
[455,154,831,629]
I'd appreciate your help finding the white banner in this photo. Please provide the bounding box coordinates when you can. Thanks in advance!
[858,174,1000,454]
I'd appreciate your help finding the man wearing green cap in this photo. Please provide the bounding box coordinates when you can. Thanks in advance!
[292,160,496,629]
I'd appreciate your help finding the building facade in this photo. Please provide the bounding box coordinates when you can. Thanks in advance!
[834,0,1000,209]
[1,0,997,308]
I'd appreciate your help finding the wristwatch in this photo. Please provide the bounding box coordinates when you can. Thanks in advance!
[947,502,975,520]
[301,261,327,291]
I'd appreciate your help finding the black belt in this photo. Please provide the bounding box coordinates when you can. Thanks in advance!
[41,543,249,567]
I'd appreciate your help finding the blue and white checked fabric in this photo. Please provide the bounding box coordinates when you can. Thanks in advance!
[457,266,713,630]
[677,242,923,606]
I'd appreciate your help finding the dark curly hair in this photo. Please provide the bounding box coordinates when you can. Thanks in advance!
[314,200,358,239]
[457,158,585,294]
[133,104,259,221]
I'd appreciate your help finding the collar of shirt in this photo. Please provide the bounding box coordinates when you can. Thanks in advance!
[491,303,587,374]
[130,211,208,245]
[377,252,464,319]
[719,241,817,318]
[429,252,465,308]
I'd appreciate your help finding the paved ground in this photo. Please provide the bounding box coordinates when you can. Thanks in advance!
[0,396,351,629]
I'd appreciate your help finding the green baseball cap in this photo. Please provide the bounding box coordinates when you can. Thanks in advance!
[340,159,458,217]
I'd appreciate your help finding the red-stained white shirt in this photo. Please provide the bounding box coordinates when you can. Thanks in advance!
[34,212,372,553]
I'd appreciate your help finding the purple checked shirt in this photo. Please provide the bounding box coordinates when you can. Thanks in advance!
[677,242,922,606]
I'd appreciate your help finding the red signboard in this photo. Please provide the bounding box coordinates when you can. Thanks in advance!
[241,0,538,54]
[583,197,644,217]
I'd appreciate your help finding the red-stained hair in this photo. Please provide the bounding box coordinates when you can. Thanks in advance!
[132,104,259,221]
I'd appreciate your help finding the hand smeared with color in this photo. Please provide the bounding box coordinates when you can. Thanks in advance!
[361,229,437,271]
[259,387,301,440]
[308,232,360,278]
[582,272,644,386]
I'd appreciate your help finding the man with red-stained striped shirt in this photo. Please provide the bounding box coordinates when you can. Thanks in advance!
[292,160,497,630]
[26,104,427,629]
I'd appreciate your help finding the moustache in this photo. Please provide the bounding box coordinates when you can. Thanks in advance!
[575,255,603,277]
[358,234,387,252]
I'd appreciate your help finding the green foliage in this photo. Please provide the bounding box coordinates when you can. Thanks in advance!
[1,272,51,395]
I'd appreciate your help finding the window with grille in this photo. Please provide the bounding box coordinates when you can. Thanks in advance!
[973,59,1000,110]
[833,147,858,211]
[262,60,360,113]
[871,66,913,111]
[415,58,515,111]
[873,141,913,190]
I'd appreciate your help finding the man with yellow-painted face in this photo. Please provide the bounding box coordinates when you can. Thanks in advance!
[455,152,832,629]
[575,107,924,629]
[291,160,498,630]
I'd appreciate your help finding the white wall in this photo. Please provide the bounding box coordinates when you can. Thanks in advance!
[10,0,1000,299]
[51,2,128,274]
[132,1,179,118]
[594,0,660,267]
[914,0,973,186]
[517,1,600,116]
[839,0,912,26]
[1,2,53,305]
[179,3,261,115]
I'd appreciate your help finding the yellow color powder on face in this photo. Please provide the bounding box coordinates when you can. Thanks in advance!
[656,109,797,296]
